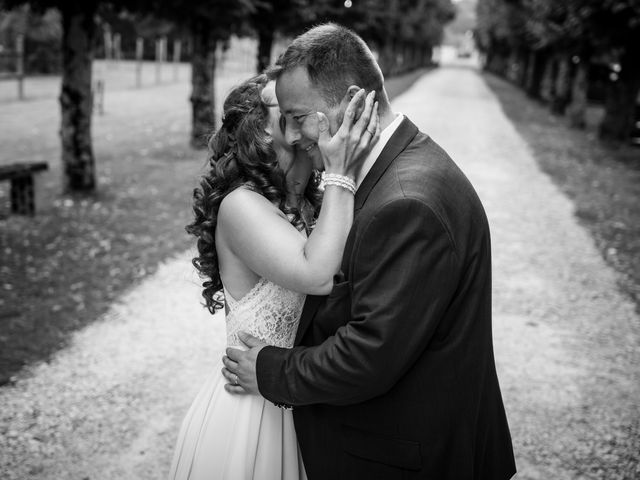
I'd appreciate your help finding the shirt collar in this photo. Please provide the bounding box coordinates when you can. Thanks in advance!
[356,113,404,189]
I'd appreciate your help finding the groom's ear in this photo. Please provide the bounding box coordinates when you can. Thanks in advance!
[346,85,361,100]
[343,85,365,122]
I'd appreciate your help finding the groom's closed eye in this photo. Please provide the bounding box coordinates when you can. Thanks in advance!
[279,115,287,135]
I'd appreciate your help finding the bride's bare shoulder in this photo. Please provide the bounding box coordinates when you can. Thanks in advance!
[218,187,286,228]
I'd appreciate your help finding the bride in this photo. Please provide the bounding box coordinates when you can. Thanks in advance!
[168,73,379,479]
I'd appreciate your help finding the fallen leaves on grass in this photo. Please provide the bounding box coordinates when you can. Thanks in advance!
[0,146,204,384]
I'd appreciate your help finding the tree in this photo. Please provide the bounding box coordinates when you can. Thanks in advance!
[0,5,62,74]
[587,0,640,142]
[249,0,319,73]
[1,0,105,191]
[524,0,640,139]
[445,0,476,46]
[133,0,255,147]
[476,0,530,78]
[316,0,455,76]
[477,0,640,142]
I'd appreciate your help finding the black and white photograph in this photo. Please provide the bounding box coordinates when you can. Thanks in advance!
[0,0,639,479]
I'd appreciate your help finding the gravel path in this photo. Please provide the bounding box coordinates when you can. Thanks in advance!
[2,60,639,479]
[0,249,222,479]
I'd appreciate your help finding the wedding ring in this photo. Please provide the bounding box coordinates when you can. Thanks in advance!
[234,374,239,386]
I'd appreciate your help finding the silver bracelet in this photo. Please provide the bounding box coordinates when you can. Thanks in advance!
[323,173,356,195]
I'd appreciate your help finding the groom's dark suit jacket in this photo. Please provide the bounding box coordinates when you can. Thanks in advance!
[257,117,516,479]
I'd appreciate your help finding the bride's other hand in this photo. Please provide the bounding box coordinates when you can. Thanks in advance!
[317,88,380,179]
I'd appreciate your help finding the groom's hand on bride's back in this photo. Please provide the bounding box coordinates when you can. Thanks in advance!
[222,332,267,396]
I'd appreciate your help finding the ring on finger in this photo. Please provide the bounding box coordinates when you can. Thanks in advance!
[234,374,239,386]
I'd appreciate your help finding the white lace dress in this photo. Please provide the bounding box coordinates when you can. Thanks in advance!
[168,278,308,480]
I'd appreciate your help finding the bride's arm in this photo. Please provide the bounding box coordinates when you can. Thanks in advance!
[218,89,379,295]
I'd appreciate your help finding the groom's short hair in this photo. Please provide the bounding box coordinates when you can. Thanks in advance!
[269,23,384,106]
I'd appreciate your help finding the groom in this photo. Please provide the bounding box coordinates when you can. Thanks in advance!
[224,23,516,479]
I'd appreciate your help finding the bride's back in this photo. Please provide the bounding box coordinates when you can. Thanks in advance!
[216,186,307,348]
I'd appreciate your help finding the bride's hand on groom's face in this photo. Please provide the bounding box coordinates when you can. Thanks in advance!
[317,88,380,179]
[222,332,267,395]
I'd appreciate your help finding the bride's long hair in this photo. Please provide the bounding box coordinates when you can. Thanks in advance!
[186,74,321,313]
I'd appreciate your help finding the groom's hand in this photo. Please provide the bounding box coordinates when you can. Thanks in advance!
[222,332,267,395]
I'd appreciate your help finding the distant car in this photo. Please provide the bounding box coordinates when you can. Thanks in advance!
[457,47,472,58]
[457,30,475,59]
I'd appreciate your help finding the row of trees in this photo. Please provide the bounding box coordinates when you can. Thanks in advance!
[0,7,61,73]
[476,0,640,144]
[0,0,456,193]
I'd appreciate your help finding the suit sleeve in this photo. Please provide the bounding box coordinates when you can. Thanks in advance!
[256,198,460,406]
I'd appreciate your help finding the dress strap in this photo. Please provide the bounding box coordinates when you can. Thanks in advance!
[222,277,267,312]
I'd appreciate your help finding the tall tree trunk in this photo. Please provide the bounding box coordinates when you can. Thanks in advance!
[507,50,519,83]
[487,47,508,77]
[59,1,97,192]
[540,54,558,104]
[379,41,394,77]
[515,49,527,85]
[524,50,535,91]
[256,28,274,73]
[190,20,217,149]
[422,44,433,67]
[517,49,529,87]
[408,43,416,70]
[599,42,640,143]
[551,54,571,115]
[525,49,547,99]
[483,47,496,73]
[402,42,410,73]
[391,40,400,75]
[407,42,415,71]
[567,58,588,129]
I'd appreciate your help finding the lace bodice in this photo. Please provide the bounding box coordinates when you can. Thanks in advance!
[224,278,306,349]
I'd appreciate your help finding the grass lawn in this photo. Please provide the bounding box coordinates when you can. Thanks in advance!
[484,73,640,313]
[0,66,430,384]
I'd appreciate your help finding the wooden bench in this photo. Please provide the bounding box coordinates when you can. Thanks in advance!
[0,162,49,215]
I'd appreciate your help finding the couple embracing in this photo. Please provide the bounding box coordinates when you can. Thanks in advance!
[169,23,516,480]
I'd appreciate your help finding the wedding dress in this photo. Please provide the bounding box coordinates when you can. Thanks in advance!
[168,277,308,480]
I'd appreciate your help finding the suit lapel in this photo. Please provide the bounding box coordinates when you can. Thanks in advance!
[295,117,419,346]
[355,116,419,212]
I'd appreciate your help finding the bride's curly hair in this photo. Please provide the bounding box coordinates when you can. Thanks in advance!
[186,74,322,313]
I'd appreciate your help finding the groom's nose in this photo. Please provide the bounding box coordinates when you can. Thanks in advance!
[284,122,302,145]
